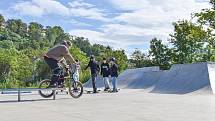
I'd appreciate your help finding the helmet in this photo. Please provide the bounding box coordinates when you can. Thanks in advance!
[110,57,116,62]
[90,55,95,59]
[62,41,72,46]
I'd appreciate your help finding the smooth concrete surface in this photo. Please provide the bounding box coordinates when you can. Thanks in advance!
[0,89,215,121]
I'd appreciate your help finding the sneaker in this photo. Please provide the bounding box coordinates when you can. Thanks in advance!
[104,87,111,91]
[93,90,99,93]
[104,88,108,91]
[112,89,118,93]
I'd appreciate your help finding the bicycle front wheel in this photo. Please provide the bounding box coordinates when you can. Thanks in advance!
[68,81,83,98]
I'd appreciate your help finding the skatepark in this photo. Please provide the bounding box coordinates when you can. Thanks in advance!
[85,62,215,94]
[1,62,215,121]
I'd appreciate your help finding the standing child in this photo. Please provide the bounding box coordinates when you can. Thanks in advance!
[110,57,118,92]
[73,59,81,82]
[101,57,110,91]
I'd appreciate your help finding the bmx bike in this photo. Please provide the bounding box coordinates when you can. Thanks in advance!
[38,64,83,98]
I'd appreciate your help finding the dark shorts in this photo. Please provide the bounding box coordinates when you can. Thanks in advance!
[44,56,59,70]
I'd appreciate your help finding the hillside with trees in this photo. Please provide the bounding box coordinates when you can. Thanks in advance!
[0,14,128,88]
[1,0,215,88]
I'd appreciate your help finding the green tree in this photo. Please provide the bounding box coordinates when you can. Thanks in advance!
[149,38,172,69]
[195,0,215,61]
[0,14,5,29]
[54,33,70,45]
[28,22,43,40]
[131,49,146,68]
[169,20,208,63]
[72,37,92,56]
[45,26,62,46]
[45,26,66,45]
[6,19,27,37]
[195,0,215,29]
[0,48,34,88]
[0,40,14,49]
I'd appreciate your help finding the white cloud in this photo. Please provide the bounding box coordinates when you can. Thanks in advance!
[12,0,108,22]
[13,0,70,17]
[110,0,150,11]
[34,0,70,16]
[68,0,109,22]
[69,0,211,55]
[70,29,104,43]
[69,7,109,22]
[69,29,151,55]
[105,0,211,50]
[68,19,92,27]
[68,0,95,8]
[13,1,44,17]
[69,29,119,47]
[112,0,211,39]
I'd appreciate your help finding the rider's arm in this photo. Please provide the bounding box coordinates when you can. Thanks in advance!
[64,53,75,64]
[85,62,90,70]
[60,58,67,66]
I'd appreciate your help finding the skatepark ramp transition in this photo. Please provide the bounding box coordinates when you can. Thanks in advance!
[84,62,215,94]
[84,66,160,88]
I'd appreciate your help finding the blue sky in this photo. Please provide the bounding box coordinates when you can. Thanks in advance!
[0,0,211,55]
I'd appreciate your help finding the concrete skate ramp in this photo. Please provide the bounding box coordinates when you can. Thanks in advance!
[84,76,104,88]
[117,69,162,89]
[84,66,160,89]
[84,62,215,94]
[206,63,215,94]
[151,62,213,94]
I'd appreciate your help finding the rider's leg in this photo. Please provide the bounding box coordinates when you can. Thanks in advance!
[44,57,61,86]
[91,74,97,92]
[51,67,61,86]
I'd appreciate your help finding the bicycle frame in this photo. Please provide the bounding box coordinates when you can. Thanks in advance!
[56,64,77,87]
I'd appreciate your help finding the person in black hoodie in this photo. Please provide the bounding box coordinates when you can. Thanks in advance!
[100,57,110,91]
[110,57,119,92]
[85,55,100,93]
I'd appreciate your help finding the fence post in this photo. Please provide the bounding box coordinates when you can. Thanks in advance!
[18,86,21,102]
[53,90,56,100]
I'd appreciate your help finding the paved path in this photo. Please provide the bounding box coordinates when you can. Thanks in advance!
[0,89,215,121]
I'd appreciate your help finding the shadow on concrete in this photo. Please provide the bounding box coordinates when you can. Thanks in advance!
[0,99,54,103]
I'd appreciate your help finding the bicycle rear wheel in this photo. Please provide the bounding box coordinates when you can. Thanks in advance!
[38,79,54,98]
[68,81,83,98]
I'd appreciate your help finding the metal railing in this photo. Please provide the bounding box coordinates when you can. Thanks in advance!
[0,87,65,102]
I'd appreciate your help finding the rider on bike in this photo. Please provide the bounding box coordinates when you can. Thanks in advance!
[44,41,75,88]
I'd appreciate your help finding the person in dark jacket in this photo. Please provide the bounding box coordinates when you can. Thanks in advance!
[85,55,100,93]
[110,57,119,92]
[100,57,110,91]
